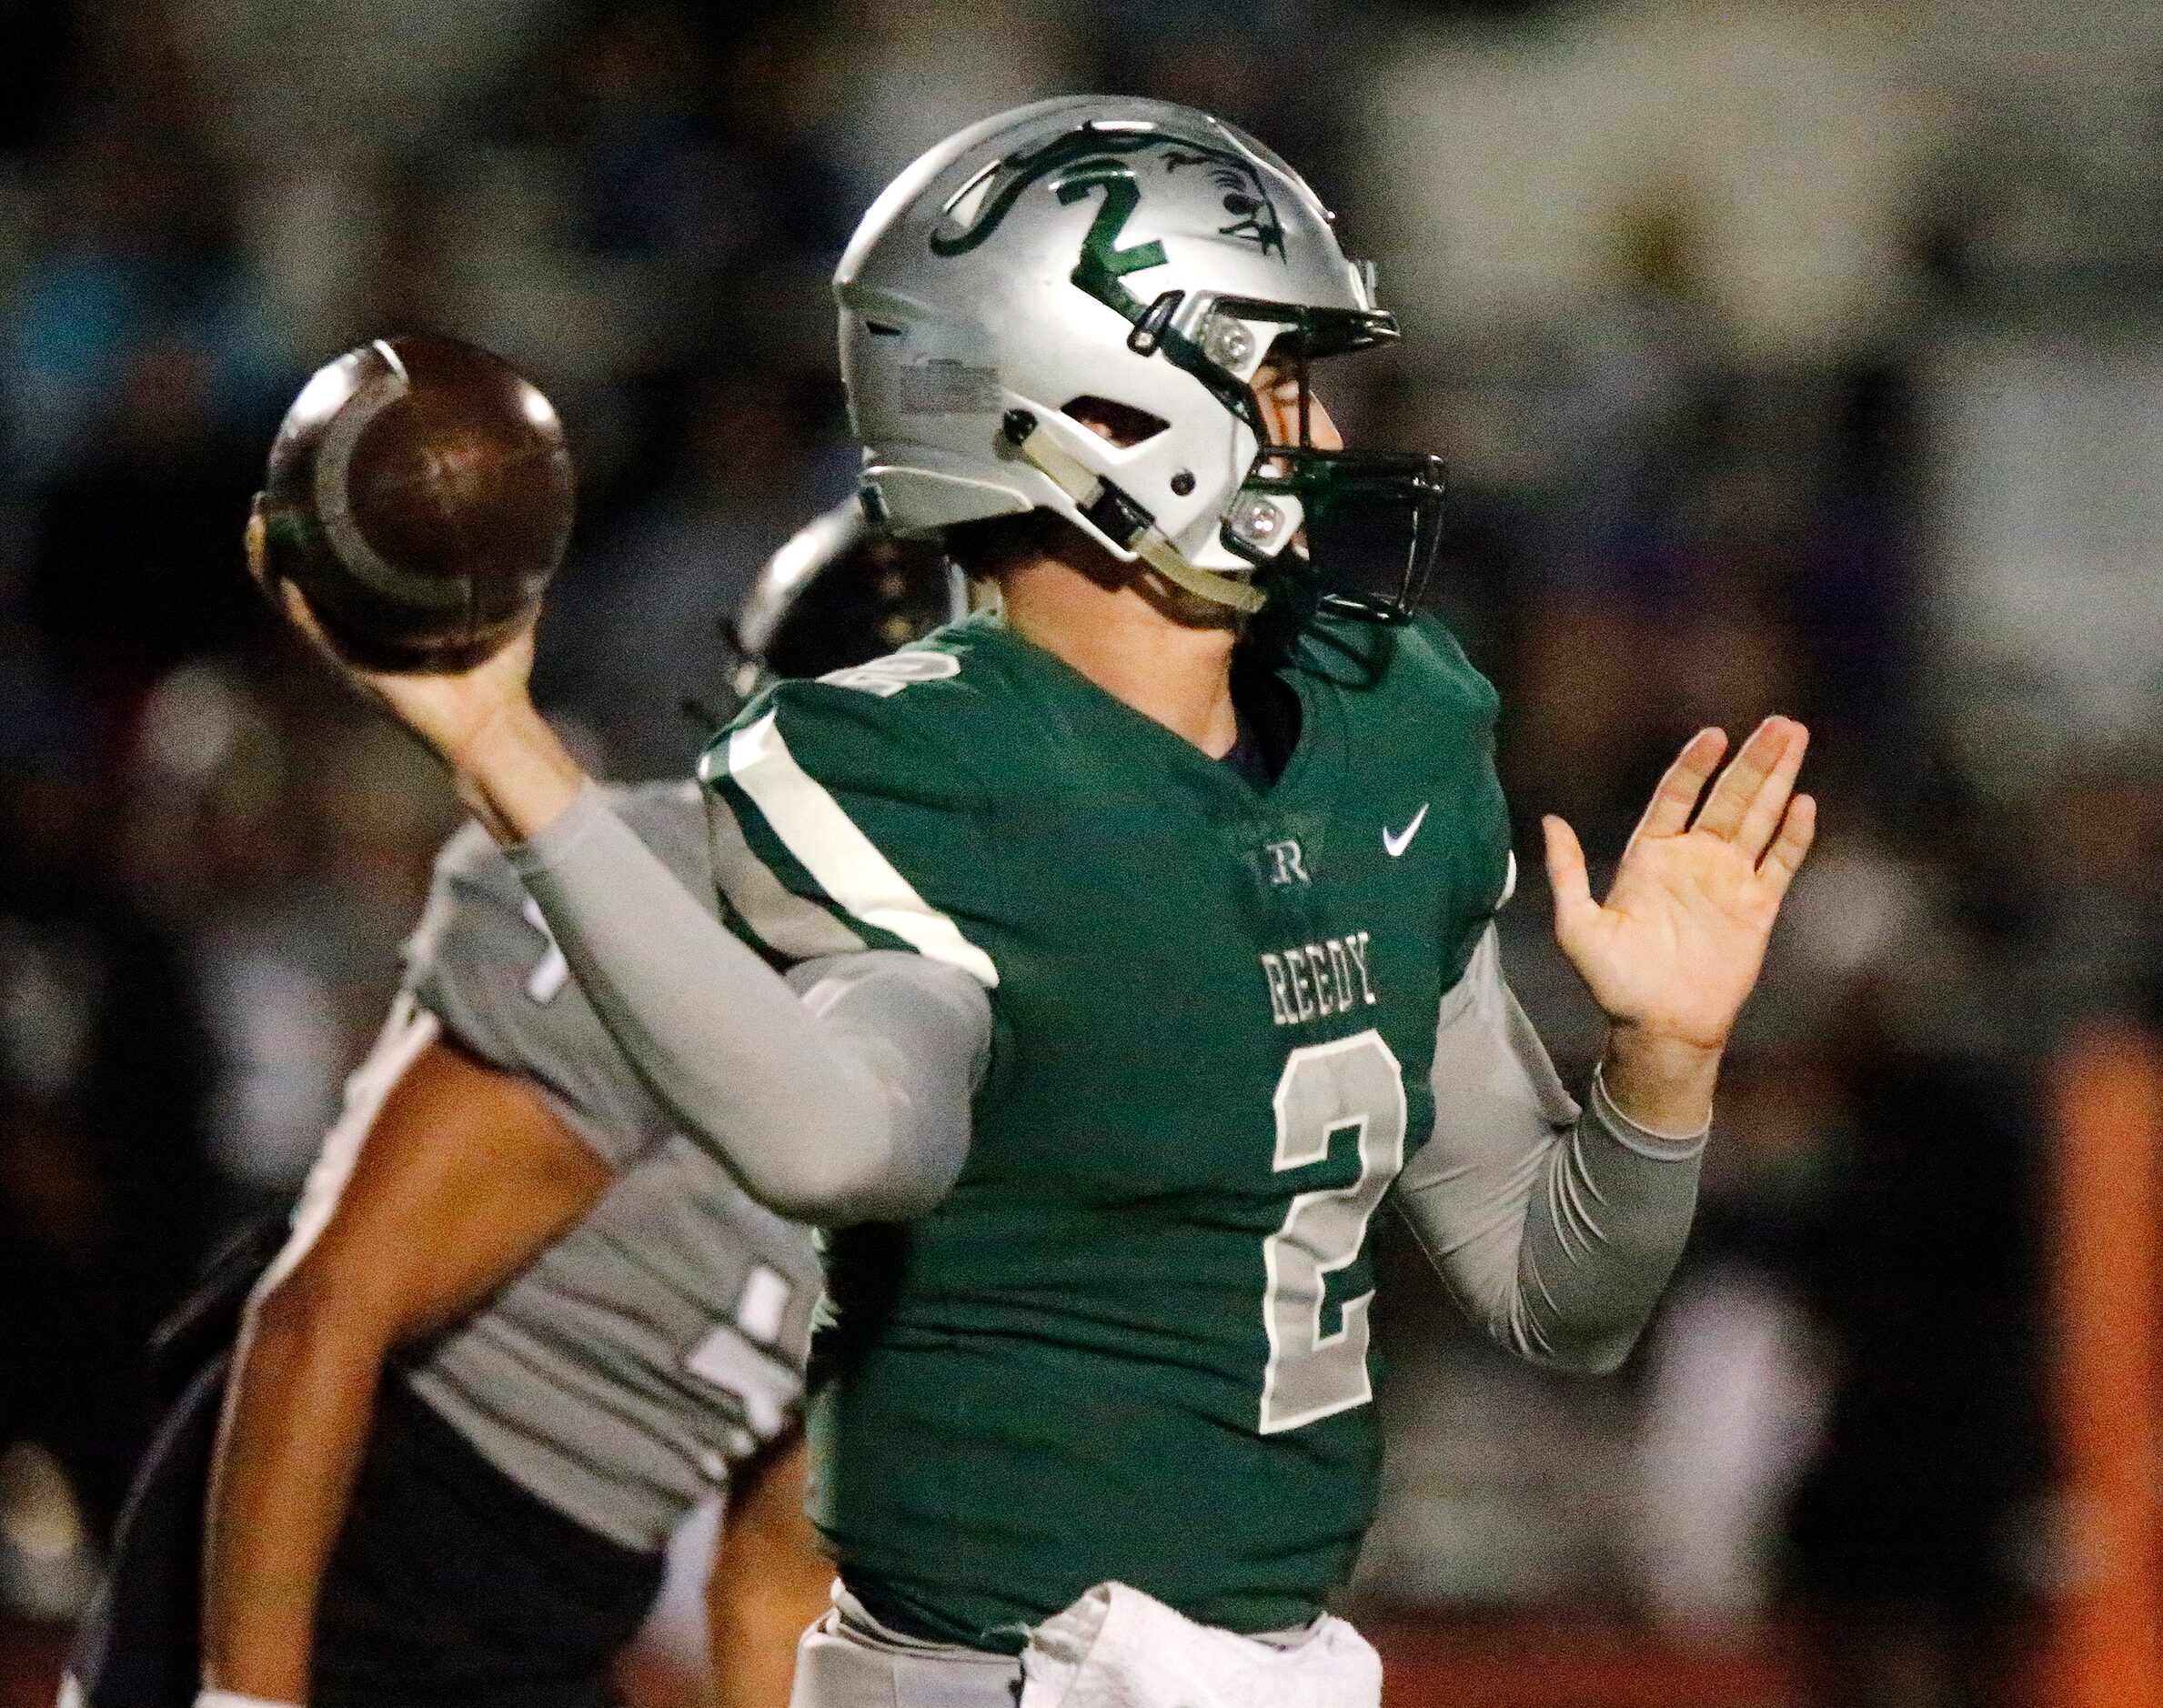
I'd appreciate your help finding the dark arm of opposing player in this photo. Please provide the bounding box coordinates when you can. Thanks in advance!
[508,785,988,1225]
[202,1030,613,1704]
[1394,926,1705,1375]
[701,1433,836,1708]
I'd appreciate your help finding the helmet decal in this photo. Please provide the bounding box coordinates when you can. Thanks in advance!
[1162,149,1285,258]
[930,123,1285,284]
[931,128,1291,334]
[930,126,1150,256]
[1055,160,1169,322]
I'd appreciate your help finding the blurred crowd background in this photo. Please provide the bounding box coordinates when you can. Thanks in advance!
[4,1,2161,1703]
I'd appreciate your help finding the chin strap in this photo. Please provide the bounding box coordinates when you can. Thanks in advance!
[1001,412,1267,616]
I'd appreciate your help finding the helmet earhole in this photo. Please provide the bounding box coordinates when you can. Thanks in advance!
[1171,470,1196,497]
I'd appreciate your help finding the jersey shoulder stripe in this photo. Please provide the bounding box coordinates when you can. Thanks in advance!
[717,708,998,988]
[705,789,869,960]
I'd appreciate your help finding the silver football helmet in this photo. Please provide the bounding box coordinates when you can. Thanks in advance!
[837,95,1445,619]
[729,497,967,698]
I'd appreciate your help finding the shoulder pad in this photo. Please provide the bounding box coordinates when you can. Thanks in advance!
[698,653,1001,987]
[1400,611,1501,719]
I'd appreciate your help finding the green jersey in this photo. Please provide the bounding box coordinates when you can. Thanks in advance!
[700,606,1511,1646]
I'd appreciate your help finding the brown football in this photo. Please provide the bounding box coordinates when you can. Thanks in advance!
[256,334,574,673]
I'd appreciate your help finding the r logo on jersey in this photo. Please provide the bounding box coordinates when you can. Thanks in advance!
[1265,839,1309,886]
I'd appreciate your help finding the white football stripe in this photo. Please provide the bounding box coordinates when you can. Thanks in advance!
[725,710,999,988]
[705,791,868,960]
[266,996,442,1294]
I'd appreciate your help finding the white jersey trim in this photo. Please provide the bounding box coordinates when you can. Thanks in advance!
[705,791,869,961]
[723,709,999,988]
[263,996,442,1293]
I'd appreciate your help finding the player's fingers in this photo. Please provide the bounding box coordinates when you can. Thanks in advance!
[496,622,539,678]
[1756,793,1817,899]
[1542,813,1598,947]
[1694,716,1799,840]
[276,579,385,702]
[243,498,272,592]
[1633,728,1727,843]
[1733,718,1810,860]
[279,578,336,654]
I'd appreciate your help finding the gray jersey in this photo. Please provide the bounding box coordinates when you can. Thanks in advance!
[295,781,821,1553]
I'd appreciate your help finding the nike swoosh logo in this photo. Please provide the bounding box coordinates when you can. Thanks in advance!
[1383,803,1430,859]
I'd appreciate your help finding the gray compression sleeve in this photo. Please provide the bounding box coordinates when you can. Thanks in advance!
[1394,925,1705,1374]
[508,785,987,1225]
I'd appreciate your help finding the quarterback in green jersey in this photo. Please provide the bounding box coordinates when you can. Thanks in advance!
[269,98,1816,1708]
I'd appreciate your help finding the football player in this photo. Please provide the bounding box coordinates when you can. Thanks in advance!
[266,99,1816,1708]
[66,502,959,1708]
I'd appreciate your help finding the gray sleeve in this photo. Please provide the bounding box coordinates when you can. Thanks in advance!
[403,815,678,1169]
[1394,926,1705,1375]
[508,784,988,1225]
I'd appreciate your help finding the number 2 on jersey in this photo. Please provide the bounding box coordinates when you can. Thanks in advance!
[1260,1030,1406,1434]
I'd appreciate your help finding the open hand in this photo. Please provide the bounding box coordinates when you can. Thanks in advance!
[1544,718,1816,1127]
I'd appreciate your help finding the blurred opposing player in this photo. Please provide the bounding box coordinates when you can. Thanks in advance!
[65,500,959,1708]
[267,99,1816,1708]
